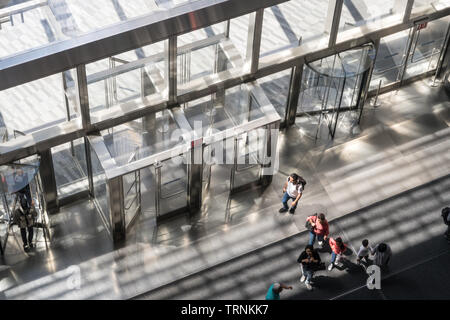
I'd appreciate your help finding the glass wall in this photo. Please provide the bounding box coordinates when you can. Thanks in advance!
[370,30,411,90]
[404,16,450,79]
[84,40,167,123]
[89,143,110,231]
[258,70,292,120]
[51,138,88,198]
[411,0,450,18]
[0,70,76,144]
[337,0,408,43]
[260,0,330,57]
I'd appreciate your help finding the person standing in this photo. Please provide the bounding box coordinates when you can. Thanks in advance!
[306,213,329,247]
[13,195,36,252]
[356,239,372,265]
[297,245,321,290]
[265,282,292,300]
[279,174,305,214]
[328,237,348,271]
[371,243,392,269]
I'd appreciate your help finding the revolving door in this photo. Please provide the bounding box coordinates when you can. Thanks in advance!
[297,44,374,138]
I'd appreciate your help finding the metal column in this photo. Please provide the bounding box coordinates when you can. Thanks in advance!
[260,121,280,186]
[245,9,264,75]
[38,149,58,214]
[325,0,344,48]
[166,36,178,105]
[107,176,125,243]
[188,138,203,213]
[285,62,304,127]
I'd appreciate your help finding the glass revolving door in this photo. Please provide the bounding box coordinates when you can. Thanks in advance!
[297,44,374,139]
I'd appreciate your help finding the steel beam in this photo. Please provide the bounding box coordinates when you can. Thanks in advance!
[38,149,58,213]
[325,0,344,47]
[246,9,264,75]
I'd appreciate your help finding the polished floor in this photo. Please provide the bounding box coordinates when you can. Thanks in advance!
[0,78,449,299]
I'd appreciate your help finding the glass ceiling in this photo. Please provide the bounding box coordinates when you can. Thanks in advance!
[0,0,199,60]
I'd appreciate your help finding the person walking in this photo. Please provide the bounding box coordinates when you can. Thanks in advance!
[13,194,36,252]
[265,282,292,300]
[306,213,329,247]
[279,173,306,214]
[297,245,321,290]
[371,243,392,270]
[328,237,348,271]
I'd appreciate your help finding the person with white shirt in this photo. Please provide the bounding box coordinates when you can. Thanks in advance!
[279,173,305,214]
[356,239,372,265]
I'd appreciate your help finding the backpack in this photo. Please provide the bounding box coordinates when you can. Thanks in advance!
[442,207,450,226]
[288,176,307,191]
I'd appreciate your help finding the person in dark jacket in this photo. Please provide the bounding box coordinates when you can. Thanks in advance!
[13,194,35,252]
[297,244,321,290]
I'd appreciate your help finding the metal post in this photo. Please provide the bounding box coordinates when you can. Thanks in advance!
[430,22,450,86]
[38,149,58,214]
[166,36,177,104]
[402,0,415,24]
[107,176,125,243]
[285,62,304,127]
[224,19,231,38]
[399,25,418,86]
[245,9,264,75]
[154,161,162,219]
[84,137,94,198]
[325,0,344,48]
[75,65,91,129]
[188,139,203,214]
[371,79,382,107]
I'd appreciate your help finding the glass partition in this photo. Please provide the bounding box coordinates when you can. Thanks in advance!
[0,69,77,144]
[51,138,88,198]
[411,0,450,18]
[370,30,411,90]
[404,16,450,80]
[337,0,408,43]
[89,143,110,232]
[83,41,167,122]
[260,0,330,57]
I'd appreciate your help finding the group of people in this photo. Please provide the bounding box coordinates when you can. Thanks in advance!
[266,173,393,299]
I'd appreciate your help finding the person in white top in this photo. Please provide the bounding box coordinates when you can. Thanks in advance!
[279,173,305,214]
[356,239,373,265]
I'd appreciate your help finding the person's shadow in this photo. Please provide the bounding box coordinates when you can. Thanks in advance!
[334,248,361,274]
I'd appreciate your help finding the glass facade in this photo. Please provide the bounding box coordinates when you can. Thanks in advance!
[0,0,448,243]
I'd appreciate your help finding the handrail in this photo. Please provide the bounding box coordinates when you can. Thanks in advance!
[13,129,26,138]
[0,0,47,19]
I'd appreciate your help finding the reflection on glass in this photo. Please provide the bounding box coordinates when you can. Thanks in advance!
[0,72,72,144]
[411,0,450,18]
[338,0,407,42]
[52,139,88,198]
[85,41,166,121]
[90,144,109,231]
[404,17,450,80]
[258,70,291,121]
[370,30,410,90]
[260,0,330,57]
